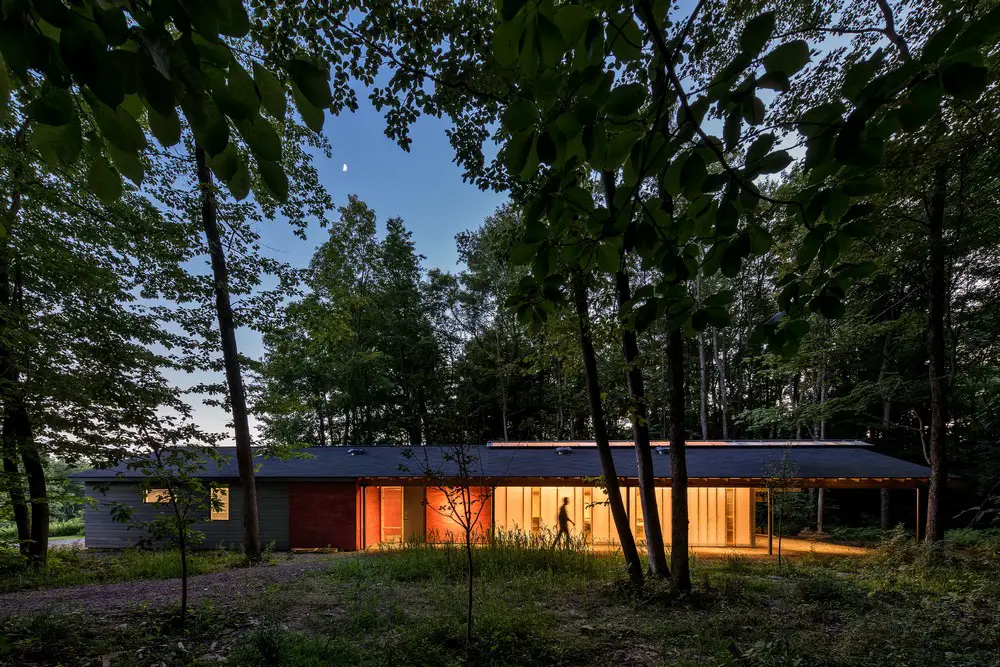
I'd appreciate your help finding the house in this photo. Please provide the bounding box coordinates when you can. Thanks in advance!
[72,440,931,551]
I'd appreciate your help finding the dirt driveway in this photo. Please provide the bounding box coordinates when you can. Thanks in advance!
[0,555,336,619]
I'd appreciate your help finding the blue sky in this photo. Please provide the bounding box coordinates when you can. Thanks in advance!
[195,91,507,439]
[257,98,507,274]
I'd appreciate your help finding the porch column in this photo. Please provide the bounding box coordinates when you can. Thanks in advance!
[767,488,774,556]
[816,488,824,533]
[915,487,921,542]
[880,488,890,529]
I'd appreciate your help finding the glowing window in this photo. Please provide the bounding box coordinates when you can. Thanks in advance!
[211,486,230,521]
[144,489,170,504]
[530,487,542,535]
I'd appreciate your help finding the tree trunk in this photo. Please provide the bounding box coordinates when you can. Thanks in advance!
[816,488,824,533]
[465,535,474,653]
[667,327,691,591]
[926,163,949,543]
[792,373,801,439]
[0,152,46,565]
[573,274,643,585]
[819,349,827,440]
[602,170,668,577]
[195,148,261,562]
[614,268,669,577]
[1,423,30,555]
[179,523,188,629]
[697,331,709,441]
[712,330,729,439]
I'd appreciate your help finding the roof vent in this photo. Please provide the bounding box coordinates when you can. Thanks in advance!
[347,448,366,456]
[555,446,573,455]
[655,446,669,455]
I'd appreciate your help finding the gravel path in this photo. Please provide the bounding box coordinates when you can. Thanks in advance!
[0,555,338,619]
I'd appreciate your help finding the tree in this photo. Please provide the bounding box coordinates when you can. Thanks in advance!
[403,445,492,656]
[492,0,997,589]
[109,436,223,629]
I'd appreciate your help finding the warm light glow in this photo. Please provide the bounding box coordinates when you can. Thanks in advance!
[211,486,230,521]
[144,488,170,504]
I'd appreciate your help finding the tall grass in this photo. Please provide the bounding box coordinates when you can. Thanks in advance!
[0,517,84,540]
[328,528,623,585]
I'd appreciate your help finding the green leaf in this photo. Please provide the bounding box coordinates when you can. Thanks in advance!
[501,0,528,21]
[664,154,685,197]
[746,134,776,164]
[26,84,74,126]
[940,57,987,101]
[741,96,765,126]
[536,130,557,165]
[754,150,792,174]
[603,130,639,169]
[227,158,251,201]
[236,115,282,163]
[31,115,82,169]
[596,242,619,273]
[740,13,776,56]
[819,236,840,269]
[609,15,643,61]
[812,293,845,318]
[181,93,229,156]
[284,57,331,109]
[503,99,539,133]
[213,62,259,119]
[147,107,181,147]
[748,224,773,254]
[218,0,250,37]
[602,83,646,118]
[510,242,540,265]
[704,290,734,308]
[723,112,741,151]
[899,79,943,131]
[842,175,884,196]
[0,53,9,119]
[537,14,565,66]
[253,63,286,120]
[554,5,592,46]
[291,82,324,133]
[796,229,824,267]
[208,143,240,184]
[763,40,810,76]
[505,129,535,175]
[493,15,525,66]
[258,158,289,201]
[757,71,790,92]
[107,143,144,185]
[921,17,965,64]
[842,50,885,101]
[88,95,147,153]
[88,155,122,205]
[680,151,707,199]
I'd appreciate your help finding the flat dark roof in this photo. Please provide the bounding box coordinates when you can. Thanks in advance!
[73,443,930,487]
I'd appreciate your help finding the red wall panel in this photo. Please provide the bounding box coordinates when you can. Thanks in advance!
[425,487,492,543]
[288,482,358,550]
[363,486,381,548]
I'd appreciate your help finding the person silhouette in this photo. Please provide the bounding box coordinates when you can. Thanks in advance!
[554,497,574,549]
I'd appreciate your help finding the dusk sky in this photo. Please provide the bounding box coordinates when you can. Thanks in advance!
[192,88,508,439]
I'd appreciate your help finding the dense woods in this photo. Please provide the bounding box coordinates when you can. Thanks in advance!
[0,0,998,600]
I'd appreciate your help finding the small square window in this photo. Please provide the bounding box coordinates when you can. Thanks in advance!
[144,489,170,504]
[211,486,230,521]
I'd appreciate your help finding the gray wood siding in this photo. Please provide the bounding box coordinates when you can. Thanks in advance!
[84,482,289,551]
